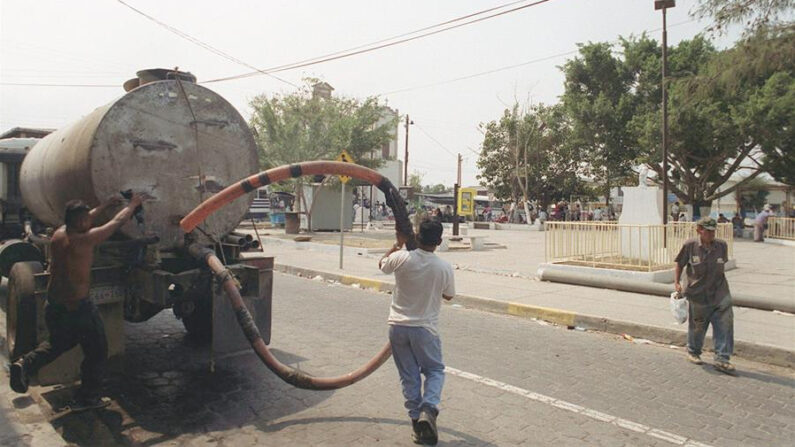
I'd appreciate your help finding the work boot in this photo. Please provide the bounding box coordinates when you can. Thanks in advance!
[686,353,703,365]
[411,419,422,444]
[416,408,438,445]
[714,361,736,375]
[9,360,29,394]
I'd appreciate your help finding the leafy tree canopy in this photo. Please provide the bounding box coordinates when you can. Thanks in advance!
[249,78,396,172]
[477,103,587,209]
[560,42,638,205]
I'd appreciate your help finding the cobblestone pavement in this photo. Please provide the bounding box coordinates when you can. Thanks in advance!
[4,272,795,446]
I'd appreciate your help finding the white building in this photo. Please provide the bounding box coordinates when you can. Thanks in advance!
[365,105,403,208]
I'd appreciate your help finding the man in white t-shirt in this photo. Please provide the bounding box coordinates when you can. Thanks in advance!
[379,219,455,445]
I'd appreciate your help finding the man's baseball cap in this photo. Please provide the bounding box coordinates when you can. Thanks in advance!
[697,216,717,230]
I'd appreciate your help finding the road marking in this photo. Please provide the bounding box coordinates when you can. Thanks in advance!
[445,367,713,447]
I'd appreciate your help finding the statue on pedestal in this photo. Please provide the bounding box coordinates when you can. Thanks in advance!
[638,166,649,187]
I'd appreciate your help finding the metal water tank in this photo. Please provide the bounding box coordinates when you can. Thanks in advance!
[20,76,258,249]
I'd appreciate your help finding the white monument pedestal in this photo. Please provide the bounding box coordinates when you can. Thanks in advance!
[618,187,664,260]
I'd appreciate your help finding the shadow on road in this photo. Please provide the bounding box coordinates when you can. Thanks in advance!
[260,415,499,446]
[700,363,795,388]
[32,314,334,446]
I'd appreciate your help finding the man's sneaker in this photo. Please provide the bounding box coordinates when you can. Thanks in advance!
[686,353,703,365]
[714,361,736,375]
[9,360,29,393]
[62,396,111,413]
[416,408,438,445]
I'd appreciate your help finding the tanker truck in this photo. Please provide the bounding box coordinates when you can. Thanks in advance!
[0,69,272,385]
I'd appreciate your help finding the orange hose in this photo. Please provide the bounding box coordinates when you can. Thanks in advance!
[184,161,417,390]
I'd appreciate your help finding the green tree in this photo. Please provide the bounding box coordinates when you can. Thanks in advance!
[738,178,771,212]
[694,0,794,36]
[249,79,397,219]
[693,0,795,185]
[477,103,584,214]
[628,34,794,210]
[560,42,638,209]
[250,79,396,170]
[407,171,424,191]
[423,184,449,194]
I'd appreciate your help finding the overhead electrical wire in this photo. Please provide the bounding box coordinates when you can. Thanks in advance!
[1,17,698,92]
[415,124,458,158]
[203,0,554,83]
[380,49,579,96]
[236,0,533,76]
[0,82,118,88]
[378,18,697,96]
[114,0,297,87]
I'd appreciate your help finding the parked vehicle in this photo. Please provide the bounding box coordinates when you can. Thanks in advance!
[0,69,272,385]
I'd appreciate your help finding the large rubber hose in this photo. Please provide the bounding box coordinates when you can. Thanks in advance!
[181,161,416,250]
[182,161,416,390]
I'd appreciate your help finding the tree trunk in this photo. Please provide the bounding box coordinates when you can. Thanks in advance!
[692,199,711,221]
[604,168,611,215]
[510,193,519,223]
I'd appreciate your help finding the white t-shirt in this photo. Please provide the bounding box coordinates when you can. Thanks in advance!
[380,248,455,334]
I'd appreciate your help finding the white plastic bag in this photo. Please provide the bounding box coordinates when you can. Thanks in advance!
[670,291,688,324]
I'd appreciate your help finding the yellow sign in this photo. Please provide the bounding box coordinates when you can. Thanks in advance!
[458,188,476,215]
[336,150,355,184]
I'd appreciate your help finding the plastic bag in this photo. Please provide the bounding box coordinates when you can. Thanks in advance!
[670,291,688,324]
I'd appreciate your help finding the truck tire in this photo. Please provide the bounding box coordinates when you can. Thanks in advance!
[6,261,43,361]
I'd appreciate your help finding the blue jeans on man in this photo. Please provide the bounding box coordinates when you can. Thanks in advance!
[389,325,445,420]
[688,294,734,362]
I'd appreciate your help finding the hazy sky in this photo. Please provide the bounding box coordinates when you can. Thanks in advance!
[0,0,741,187]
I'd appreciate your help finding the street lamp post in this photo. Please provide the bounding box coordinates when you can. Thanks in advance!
[403,115,414,185]
[655,0,675,233]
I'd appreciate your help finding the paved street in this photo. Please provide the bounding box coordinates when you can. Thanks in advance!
[250,231,795,361]
[3,272,794,446]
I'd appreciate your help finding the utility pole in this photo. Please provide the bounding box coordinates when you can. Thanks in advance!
[453,153,462,236]
[403,115,413,185]
[656,0,675,231]
[457,153,463,186]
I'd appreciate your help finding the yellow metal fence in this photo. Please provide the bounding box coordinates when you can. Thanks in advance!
[768,217,795,241]
[545,221,733,272]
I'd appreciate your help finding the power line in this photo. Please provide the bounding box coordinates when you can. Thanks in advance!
[415,124,458,158]
[230,0,532,78]
[0,18,699,91]
[203,0,554,83]
[114,0,296,87]
[381,49,579,96]
[0,82,118,88]
[379,18,698,96]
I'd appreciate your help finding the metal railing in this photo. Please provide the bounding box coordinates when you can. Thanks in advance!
[545,221,733,271]
[768,217,795,241]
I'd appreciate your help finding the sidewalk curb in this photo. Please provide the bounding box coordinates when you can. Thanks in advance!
[274,263,795,369]
[0,361,67,447]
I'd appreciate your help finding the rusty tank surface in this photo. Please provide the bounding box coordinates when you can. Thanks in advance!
[3,68,414,398]
[3,69,272,387]
[20,70,257,249]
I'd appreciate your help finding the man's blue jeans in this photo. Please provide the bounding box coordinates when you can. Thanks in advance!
[389,325,445,420]
[688,294,734,362]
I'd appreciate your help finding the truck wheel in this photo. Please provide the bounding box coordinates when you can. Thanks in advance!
[6,261,43,360]
[180,295,212,343]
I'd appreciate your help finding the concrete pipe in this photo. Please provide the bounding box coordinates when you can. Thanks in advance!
[537,266,795,314]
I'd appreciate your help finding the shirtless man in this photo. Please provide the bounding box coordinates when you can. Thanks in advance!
[10,193,148,411]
